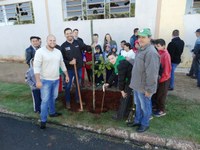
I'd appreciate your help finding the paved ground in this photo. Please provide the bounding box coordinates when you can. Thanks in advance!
[0,61,199,101]
[0,113,148,150]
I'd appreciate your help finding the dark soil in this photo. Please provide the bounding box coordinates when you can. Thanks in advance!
[60,88,124,114]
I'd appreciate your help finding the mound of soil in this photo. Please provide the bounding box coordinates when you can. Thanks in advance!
[60,88,123,114]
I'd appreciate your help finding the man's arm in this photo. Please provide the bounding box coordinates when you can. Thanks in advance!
[61,44,72,67]
[25,47,32,66]
[167,42,174,60]
[144,51,160,95]
[33,50,42,89]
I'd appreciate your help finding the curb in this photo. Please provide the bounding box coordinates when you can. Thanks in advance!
[0,108,199,150]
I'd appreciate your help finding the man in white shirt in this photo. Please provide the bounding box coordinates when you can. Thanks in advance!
[34,34,69,129]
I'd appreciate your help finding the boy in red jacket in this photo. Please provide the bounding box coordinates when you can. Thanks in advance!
[153,39,171,117]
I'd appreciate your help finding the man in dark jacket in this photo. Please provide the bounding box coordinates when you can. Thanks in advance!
[25,36,41,66]
[130,28,139,49]
[192,28,200,87]
[167,30,185,90]
[61,28,87,109]
[104,53,133,120]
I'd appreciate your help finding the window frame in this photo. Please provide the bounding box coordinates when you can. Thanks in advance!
[0,1,34,26]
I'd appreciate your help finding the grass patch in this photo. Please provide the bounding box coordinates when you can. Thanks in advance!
[0,81,200,144]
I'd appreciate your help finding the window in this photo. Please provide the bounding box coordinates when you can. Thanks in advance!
[62,0,135,21]
[193,0,200,13]
[0,1,34,26]
[186,0,200,14]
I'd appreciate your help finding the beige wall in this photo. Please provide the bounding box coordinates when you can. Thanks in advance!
[156,0,190,67]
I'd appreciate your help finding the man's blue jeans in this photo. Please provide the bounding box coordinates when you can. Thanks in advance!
[65,68,82,103]
[133,91,152,127]
[169,63,178,89]
[40,79,59,122]
[197,65,200,87]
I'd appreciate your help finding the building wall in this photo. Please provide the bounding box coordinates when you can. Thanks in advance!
[0,0,48,60]
[0,0,158,60]
[0,0,198,67]
[156,0,192,67]
[48,0,158,50]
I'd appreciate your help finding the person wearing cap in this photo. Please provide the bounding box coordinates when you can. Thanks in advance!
[192,29,200,87]
[167,30,185,91]
[128,28,160,133]
[25,36,41,67]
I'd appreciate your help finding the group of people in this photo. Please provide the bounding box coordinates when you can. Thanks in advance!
[24,26,200,132]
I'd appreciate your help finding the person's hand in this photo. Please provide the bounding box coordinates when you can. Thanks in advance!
[121,91,127,98]
[145,91,151,97]
[69,58,76,65]
[103,83,109,88]
[65,75,69,83]
[36,81,42,89]
[125,57,130,61]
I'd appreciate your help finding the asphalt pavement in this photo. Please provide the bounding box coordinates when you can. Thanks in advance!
[0,113,144,150]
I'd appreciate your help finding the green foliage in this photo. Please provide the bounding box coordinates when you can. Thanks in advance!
[94,56,112,78]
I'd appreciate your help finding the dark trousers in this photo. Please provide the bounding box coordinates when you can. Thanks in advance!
[152,79,170,112]
[31,89,42,113]
[106,68,113,82]
[189,56,198,77]
[86,68,92,82]
[116,86,132,119]
[95,74,104,84]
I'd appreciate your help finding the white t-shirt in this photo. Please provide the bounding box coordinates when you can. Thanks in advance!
[121,50,135,60]
[34,46,66,80]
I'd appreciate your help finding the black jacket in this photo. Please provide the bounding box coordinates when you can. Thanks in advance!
[25,45,36,66]
[108,60,132,91]
[61,40,87,70]
[167,37,184,64]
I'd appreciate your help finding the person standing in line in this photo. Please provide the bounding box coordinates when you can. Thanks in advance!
[73,29,86,87]
[119,40,126,55]
[25,58,41,113]
[186,29,200,81]
[34,34,69,129]
[91,33,102,50]
[128,28,160,133]
[103,33,117,54]
[152,39,171,117]
[61,28,88,109]
[121,42,135,60]
[192,29,200,88]
[130,28,139,49]
[25,36,41,67]
[167,29,185,91]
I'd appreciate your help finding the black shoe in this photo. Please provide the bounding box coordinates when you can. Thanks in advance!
[127,122,141,127]
[136,125,149,133]
[40,122,46,129]
[186,73,192,77]
[168,88,174,91]
[49,112,62,117]
[191,76,197,79]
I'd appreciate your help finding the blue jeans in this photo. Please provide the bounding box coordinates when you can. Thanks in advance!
[40,79,59,122]
[197,65,200,87]
[169,63,178,89]
[65,68,82,103]
[133,91,152,127]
